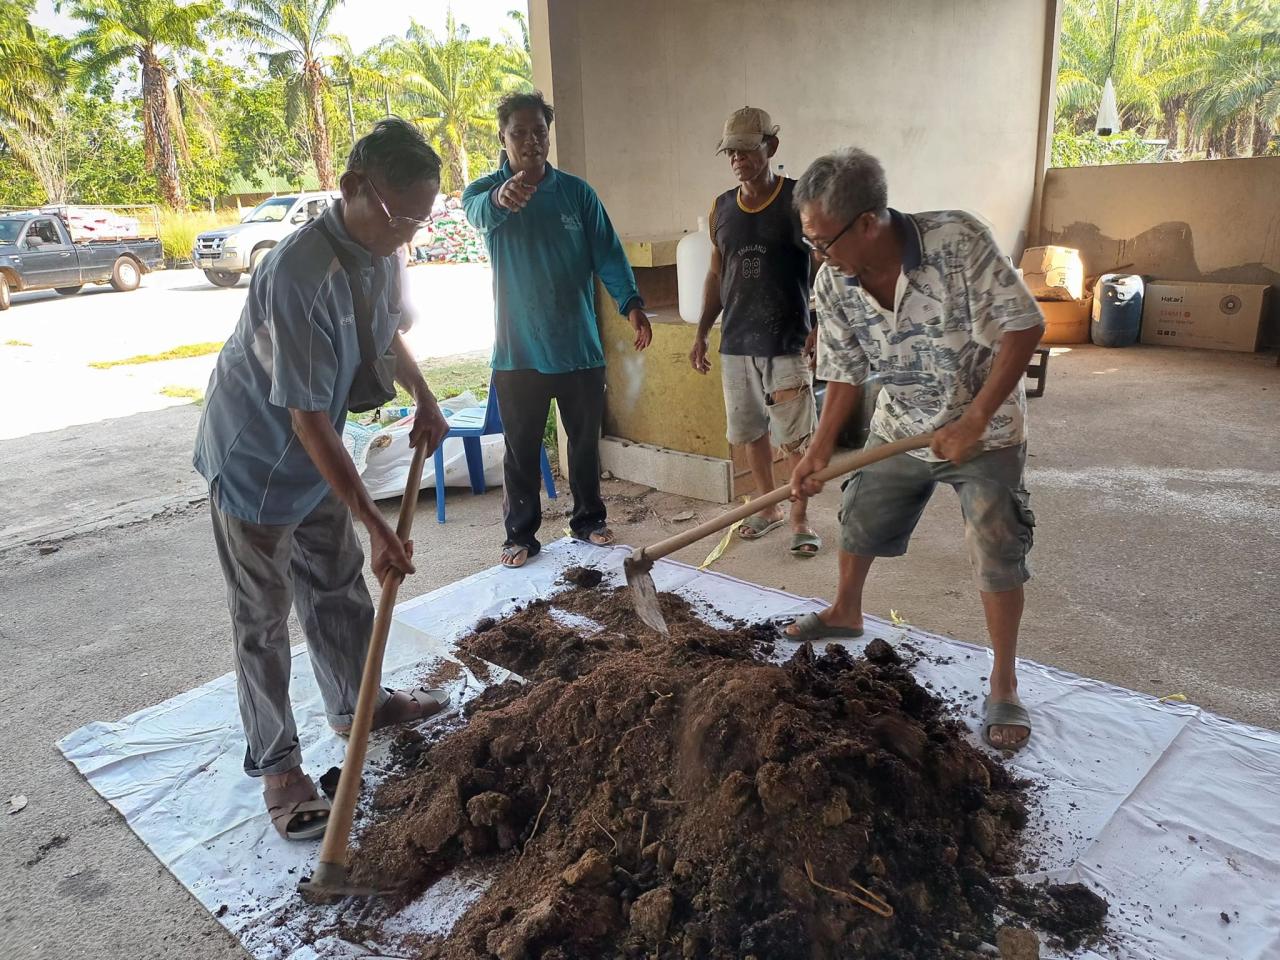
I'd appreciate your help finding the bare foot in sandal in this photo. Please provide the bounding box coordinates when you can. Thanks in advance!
[783,605,863,640]
[263,767,330,841]
[331,686,450,737]
[501,543,529,568]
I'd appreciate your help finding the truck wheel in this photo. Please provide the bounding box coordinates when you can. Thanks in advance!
[204,269,241,288]
[110,257,141,292]
[56,285,84,296]
[0,274,10,311]
[249,247,270,273]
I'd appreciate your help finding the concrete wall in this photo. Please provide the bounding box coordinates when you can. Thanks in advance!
[1039,157,1280,342]
[530,0,1053,256]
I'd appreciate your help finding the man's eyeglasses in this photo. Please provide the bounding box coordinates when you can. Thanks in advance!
[802,208,873,259]
[364,176,430,233]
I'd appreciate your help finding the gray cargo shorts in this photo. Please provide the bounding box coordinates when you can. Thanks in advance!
[720,353,816,453]
[839,436,1035,593]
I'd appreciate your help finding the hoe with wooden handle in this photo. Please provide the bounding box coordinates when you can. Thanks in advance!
[298,441,429,903]
[624,434,934,634]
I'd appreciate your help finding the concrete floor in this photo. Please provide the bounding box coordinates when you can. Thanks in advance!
[1,344,1277,958]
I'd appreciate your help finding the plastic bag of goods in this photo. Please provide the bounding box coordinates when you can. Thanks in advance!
[341,392,505,500]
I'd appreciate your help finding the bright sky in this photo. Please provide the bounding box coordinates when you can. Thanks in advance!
[31,0,527,55]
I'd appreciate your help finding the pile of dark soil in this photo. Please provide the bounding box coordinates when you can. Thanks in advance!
[350,578,1107,959]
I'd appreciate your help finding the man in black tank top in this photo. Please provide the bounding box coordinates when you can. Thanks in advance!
[690,106,820,558]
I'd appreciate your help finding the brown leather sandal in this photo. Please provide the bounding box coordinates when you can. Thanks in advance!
[330,686,450,738]
[264,773,331,841]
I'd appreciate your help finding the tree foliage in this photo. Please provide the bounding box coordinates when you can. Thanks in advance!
[372,13,531,192]
[61,0,221,206]
[0,2,532,209]
[1055,0,1280,166]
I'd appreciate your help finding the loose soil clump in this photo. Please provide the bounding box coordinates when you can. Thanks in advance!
[351,585,1106,959]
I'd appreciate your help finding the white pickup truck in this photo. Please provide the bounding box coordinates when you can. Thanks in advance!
[193,191,340,287]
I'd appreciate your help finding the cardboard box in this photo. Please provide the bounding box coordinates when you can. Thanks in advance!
[1019,245,1084,301]
[1140,281,1272,352]
[1038,297,1091,344]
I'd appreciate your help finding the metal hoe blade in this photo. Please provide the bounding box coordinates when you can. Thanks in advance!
[623,550,668,635]
[297,861,392,903]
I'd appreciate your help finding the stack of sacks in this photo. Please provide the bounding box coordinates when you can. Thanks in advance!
[1019,245,1090,344]
[56,206,142,243]
[409,196,489,264]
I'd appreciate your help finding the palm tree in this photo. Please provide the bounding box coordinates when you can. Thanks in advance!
[1174,1,1280,155]
[1056,0,1280,160]
[228,0,347,189]
[381,14,527,191]
[0,34,76,203]
[0,1,61,135]
[1056,0,1168,136]
[62,0,218,208]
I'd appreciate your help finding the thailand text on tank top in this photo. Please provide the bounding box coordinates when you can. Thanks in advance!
[710,176,812,358]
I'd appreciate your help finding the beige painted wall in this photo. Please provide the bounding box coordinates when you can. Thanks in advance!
[1040,157,1280,285]
[1040,157,1280,344]
[530,0,1053,257]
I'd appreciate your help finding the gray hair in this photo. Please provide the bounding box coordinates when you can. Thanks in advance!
[793,147,888,221]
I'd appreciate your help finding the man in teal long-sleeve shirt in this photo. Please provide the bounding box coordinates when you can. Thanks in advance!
[463,90,651,568]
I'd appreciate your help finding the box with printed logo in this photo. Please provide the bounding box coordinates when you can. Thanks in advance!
[1140,281,1271,352]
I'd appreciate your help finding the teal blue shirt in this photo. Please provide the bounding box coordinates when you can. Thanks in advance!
[463,163,641,374]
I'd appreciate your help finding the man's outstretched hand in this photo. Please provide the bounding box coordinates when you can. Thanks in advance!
[628,307,653,351]
[409,393,449,454]
[689,335,711,374]
[496,170,537,212]
[369,517,415,584]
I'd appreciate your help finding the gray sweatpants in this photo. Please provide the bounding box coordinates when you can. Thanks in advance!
[210,487,386,777]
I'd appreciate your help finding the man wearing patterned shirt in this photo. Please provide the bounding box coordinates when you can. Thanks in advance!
[784,147,1045,751]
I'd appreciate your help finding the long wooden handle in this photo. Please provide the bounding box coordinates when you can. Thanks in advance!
[637,433,933,566]
[317,440,429,869]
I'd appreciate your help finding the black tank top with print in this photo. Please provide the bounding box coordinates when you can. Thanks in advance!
[710,176,812,357]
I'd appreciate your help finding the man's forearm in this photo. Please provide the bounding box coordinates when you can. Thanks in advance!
[290,409,381,527]
[391,332,431,400]
[808,380,861,463]
[969,325,1044,423]
[696,270,722,340]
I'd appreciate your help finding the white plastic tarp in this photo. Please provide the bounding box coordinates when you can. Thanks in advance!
[58,540,1280,959]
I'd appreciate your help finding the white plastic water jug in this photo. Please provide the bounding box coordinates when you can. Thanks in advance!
[676,217,713,324]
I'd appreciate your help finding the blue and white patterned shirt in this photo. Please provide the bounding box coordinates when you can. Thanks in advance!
[815,209,1044,461]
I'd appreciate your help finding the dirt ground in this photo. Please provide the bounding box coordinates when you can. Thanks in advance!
[0,344,1277,958]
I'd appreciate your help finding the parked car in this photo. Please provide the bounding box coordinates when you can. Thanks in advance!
[0,207,163,311]
[193,192,340,287]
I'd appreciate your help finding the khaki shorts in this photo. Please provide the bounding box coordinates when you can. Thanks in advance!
[720,353,816,454]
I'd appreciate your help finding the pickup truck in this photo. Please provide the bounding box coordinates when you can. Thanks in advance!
[0,209,163,311]
[193,191,341,287]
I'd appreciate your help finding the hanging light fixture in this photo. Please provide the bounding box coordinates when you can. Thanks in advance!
[1096,0,1123,136]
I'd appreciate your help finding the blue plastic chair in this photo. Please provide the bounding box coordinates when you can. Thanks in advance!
[434,380,557,523]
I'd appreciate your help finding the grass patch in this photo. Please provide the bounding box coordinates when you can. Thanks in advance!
[90,341,224,369]
[160,385,205,404]
[348,351,559,462]
[159,209,241,262]
[4,339,32,347]
[405,354,493,404]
